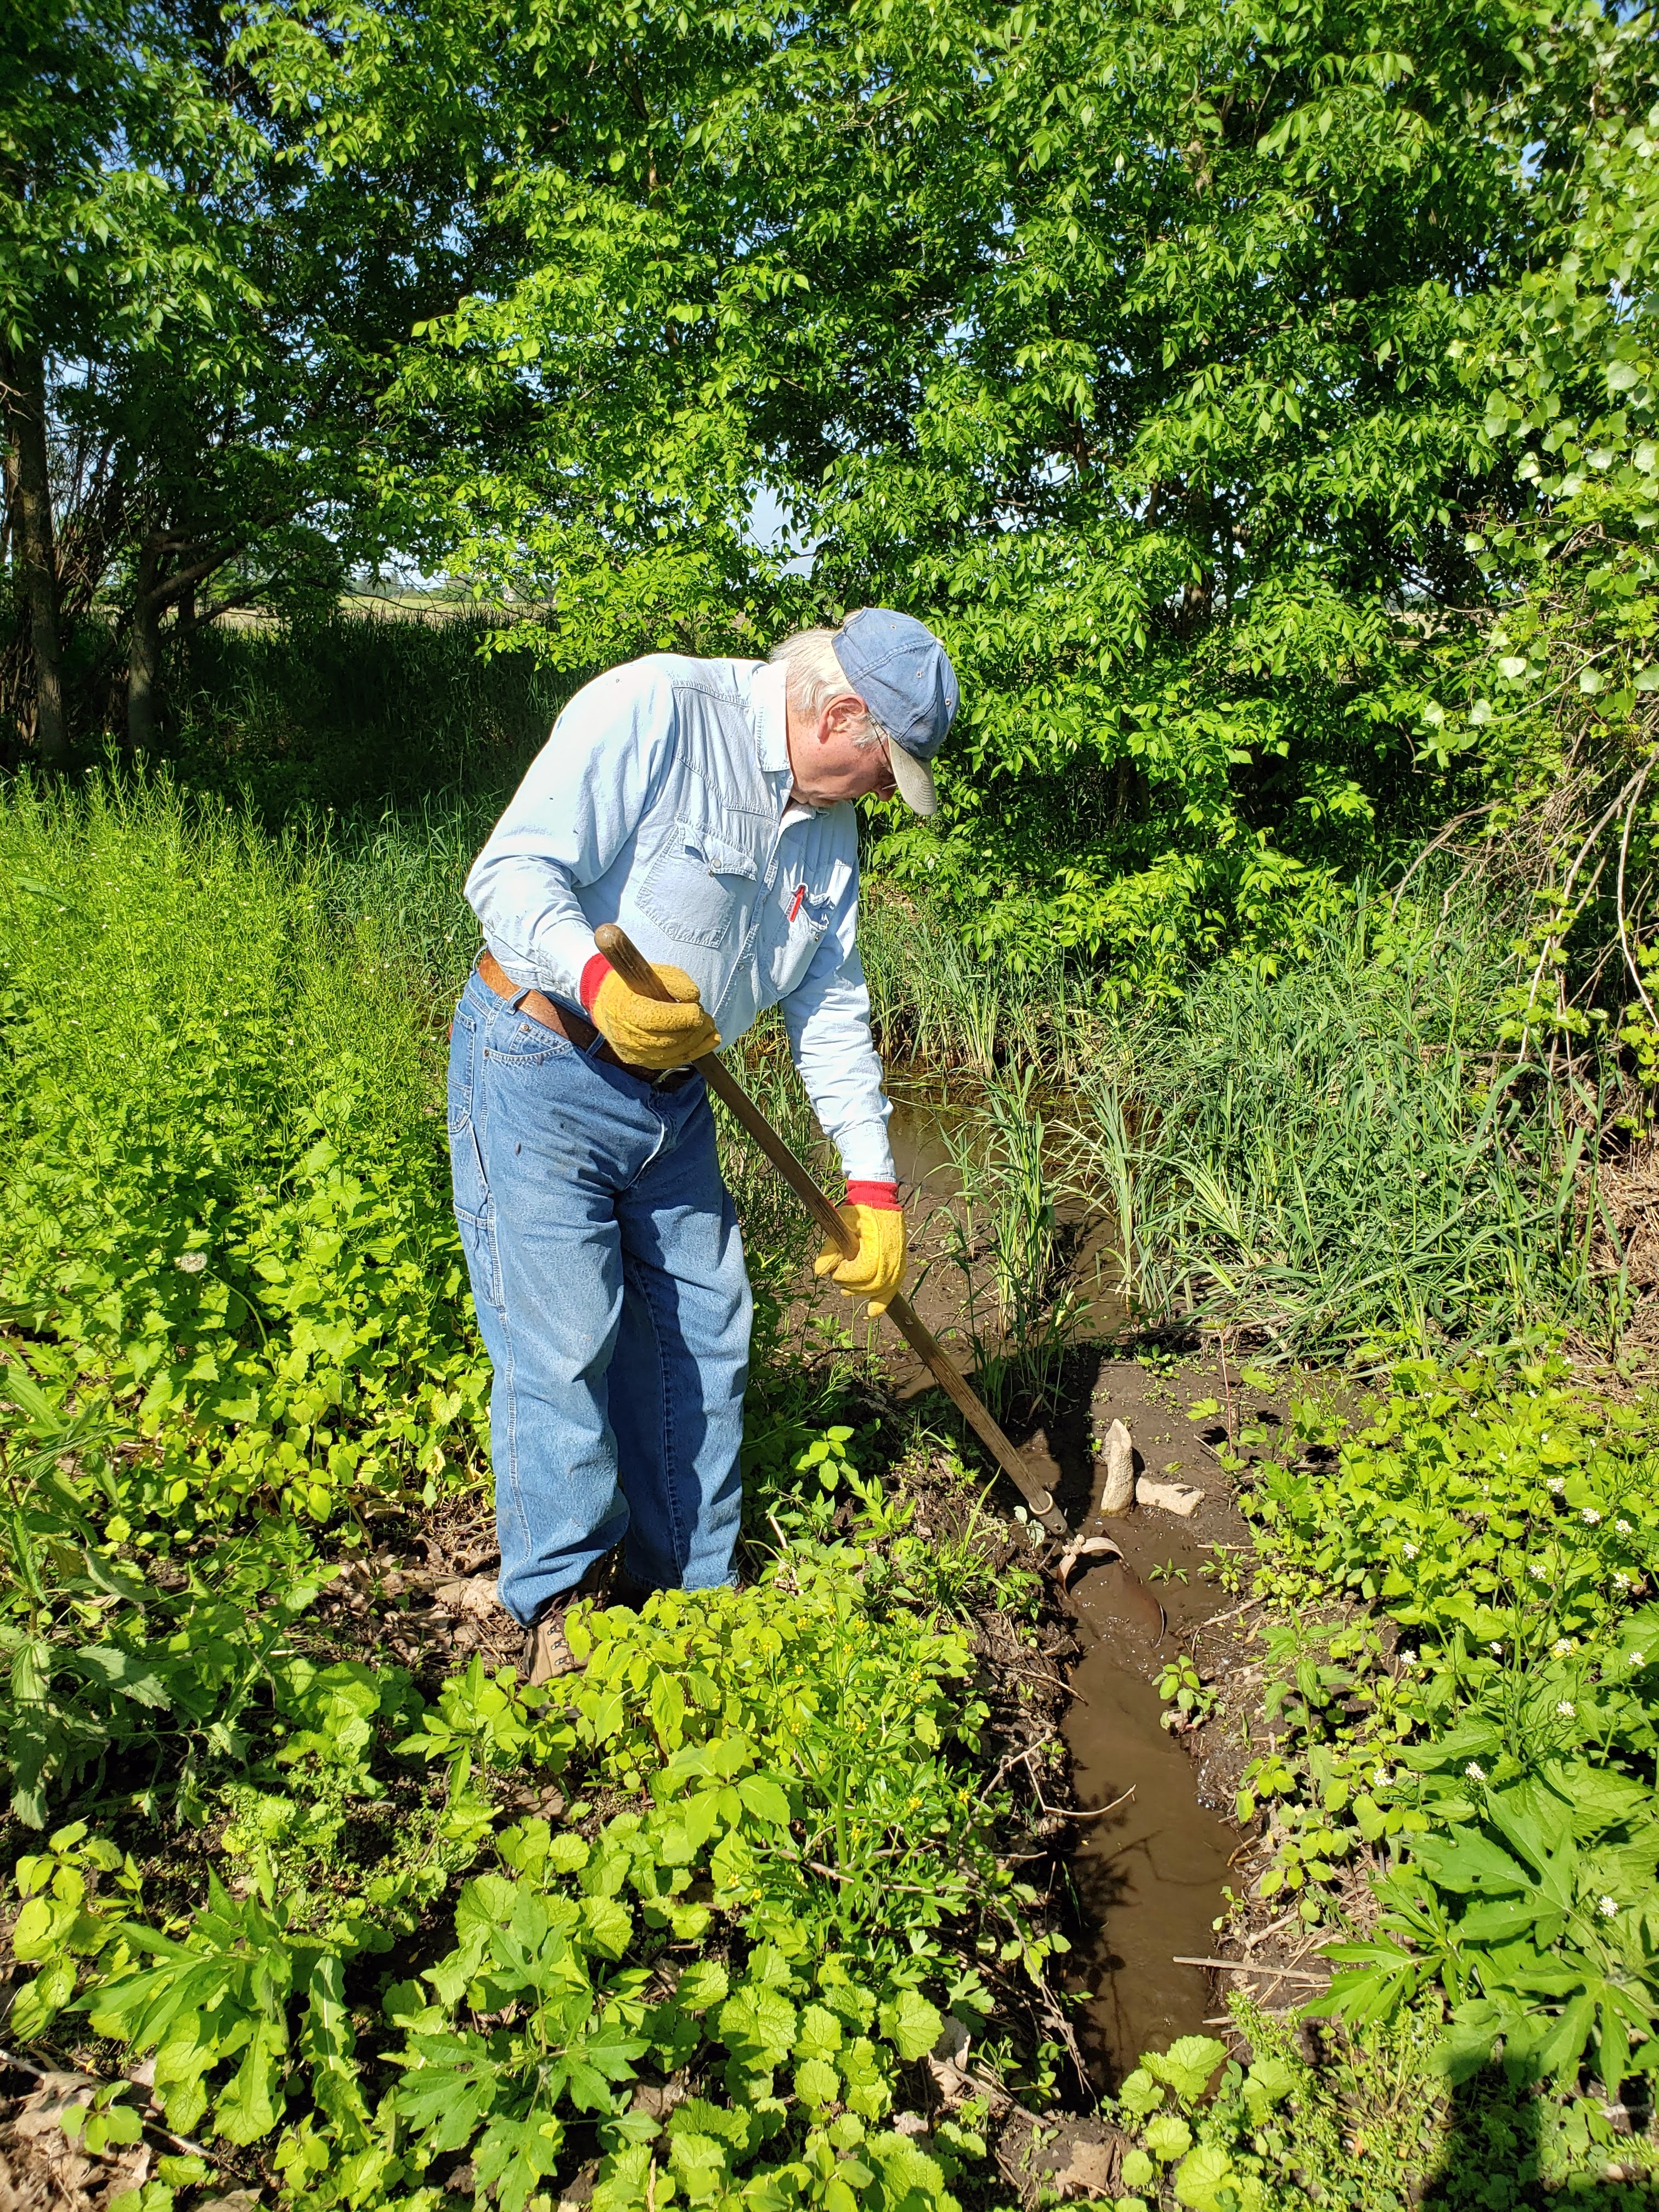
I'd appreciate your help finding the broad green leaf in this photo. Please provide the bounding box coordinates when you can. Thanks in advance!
[718,1985,796,2070]
[1175,2143,1244,2211]
[1144,2112,1193,2163]
[580,1895,633,1960]
[1147,2035,1227,2103]
[876,1988,941,2061]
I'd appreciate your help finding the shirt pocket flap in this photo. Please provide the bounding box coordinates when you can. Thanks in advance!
[682,823,758,879]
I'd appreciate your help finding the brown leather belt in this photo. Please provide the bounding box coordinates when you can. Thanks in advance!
[476,949,695,1089]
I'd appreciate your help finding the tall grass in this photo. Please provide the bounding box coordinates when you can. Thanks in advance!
[1068,892,1616,1359]
[859,882,1107,1085]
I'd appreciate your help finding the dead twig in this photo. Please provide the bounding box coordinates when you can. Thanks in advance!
[1172,1956,1328,1985]
[978,1731,1058,1804]
[997,1660,1084,1701]
[1617,763,1658,1032]
[1198,1595,1265,1629]
[1040,1785,1136,1822]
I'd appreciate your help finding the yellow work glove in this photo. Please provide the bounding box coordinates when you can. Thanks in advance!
[588,960,719,1070]
[813,1197,907,1317]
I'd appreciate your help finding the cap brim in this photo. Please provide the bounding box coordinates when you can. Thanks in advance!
[889,742,939,817]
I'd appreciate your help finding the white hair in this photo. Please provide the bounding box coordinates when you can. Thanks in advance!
[769,625,887,746]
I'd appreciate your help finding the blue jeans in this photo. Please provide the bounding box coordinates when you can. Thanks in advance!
[447,969,752,1626]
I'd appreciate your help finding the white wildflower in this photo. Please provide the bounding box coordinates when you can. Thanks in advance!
[1528,1561,1548,1579]
[1553,1639,1576,1657]
[1548,1477,1565,1494]
[1489,1642,1504,1655]
[1582,1508,1601,1526]
[1399,1649,1419,1667]
[1630,1652,1646,1669]
[1402,1543,1419,1560]
[1616,1519,1633,1535]
[1615,1571,1633,1590]
[1373,1770,1395,1788]
[1465,1762,1487,1782]
[175,1251,208,1274]
[1599,1897,1618,1918]
[1555,1701,1575,1718]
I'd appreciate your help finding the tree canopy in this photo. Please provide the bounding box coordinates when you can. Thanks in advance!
[3,0,1656,1003]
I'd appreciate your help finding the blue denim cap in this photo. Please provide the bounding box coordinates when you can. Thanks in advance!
[832,607,958,817]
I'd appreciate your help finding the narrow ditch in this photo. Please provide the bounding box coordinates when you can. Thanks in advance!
[1015,1355,1258,2088]
[843,1097,1260,2086]
[1063,1495,1240,2081]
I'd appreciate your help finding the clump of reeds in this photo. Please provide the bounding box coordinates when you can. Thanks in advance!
[1065,888,1618,1359]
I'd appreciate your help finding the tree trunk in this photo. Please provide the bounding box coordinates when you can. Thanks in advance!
[127,534,164,750]
[1,342,67,762]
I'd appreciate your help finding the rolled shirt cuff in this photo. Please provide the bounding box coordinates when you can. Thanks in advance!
[834,1118,896,1186]
[481,918,599,1011]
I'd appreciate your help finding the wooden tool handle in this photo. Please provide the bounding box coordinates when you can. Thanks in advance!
[884,1292,1068,1534]
[590,923,1066,1536]
[595,922,678,1003]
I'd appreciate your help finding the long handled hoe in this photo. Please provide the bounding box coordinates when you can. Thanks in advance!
[595,923,1070,1539]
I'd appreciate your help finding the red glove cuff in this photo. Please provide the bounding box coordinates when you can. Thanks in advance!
[579,953,612,1012]
[845,1179,900,1210]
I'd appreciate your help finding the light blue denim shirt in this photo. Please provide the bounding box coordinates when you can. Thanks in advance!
[465,653,895,1182]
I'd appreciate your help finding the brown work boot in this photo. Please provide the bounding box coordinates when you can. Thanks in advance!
[523,1599,580,1685]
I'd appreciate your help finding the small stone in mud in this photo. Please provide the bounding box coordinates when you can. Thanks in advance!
[1136,1475,1205,1516]
[1094,1418,1136,1516]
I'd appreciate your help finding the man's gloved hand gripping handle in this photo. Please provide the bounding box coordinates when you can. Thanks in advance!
[814,1181,907,1316]
[580,953,719,1070]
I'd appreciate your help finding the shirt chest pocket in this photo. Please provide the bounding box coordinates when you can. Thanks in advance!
[637,822,759,949]
[768,875,833,994]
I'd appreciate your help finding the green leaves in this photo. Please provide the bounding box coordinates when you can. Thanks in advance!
[1144,2035,1228,2105]
[875,1989,941,2062]
[676,1961,730,2013]
[392,2032,504,2152]
[718,1984,798,2076]
[76,1871,306,2140]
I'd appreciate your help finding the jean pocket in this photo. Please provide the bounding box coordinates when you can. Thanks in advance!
[637,824,757,949]
[483,1012,576,1066]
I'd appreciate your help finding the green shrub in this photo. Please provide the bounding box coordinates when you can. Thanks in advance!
[8,1557,1049,2212]
[1232,1353,1659,2096]
[0,775,490,1534]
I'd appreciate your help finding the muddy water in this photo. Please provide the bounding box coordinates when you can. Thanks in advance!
[877,1101,1131,1387]
[886,1096,968,1195]
[1049,1368,1250,2086]
[1064,1565,1237,2082]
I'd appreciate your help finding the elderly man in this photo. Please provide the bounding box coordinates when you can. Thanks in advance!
[449,608,959,1679]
